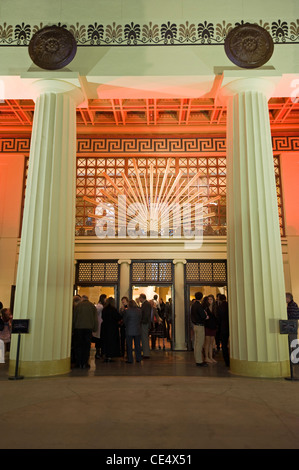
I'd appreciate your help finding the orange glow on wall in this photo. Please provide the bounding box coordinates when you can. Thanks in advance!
[280,152,299,236]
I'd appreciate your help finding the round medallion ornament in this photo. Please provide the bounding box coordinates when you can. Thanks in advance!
[28,25,77,70]
[224,23,274,69]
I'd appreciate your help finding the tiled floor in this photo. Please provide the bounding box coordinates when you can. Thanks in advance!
[0,349,299,450]
[71,348,232,378]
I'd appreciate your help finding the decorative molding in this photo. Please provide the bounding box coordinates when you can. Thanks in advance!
[272,136,299,151]
[0,19,298,47]
[28,25,77,70]
[224,23,274,69]
[1,136,299,154]
[76,137,227,154]
[0,138,31,153]
[76,136,299,155]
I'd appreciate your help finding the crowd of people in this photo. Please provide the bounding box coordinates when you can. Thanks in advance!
[71,293,173,368]
[0,290,298,370]
[191,291,299,368]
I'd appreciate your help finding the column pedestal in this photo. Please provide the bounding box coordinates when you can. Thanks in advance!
[223,78,290,378]
[9,79,83,378]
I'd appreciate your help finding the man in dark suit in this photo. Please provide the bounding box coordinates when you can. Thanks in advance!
[73,295,98,369]
[139,293,152,359]
[191,292,208,367]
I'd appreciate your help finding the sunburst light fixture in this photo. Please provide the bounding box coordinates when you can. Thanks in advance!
[83,158,220,238]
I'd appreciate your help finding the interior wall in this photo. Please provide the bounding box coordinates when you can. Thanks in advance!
[189,285,227,300]
[0,154,24,308]
[77,286,115,305]
[280,151,299,305]
[132,285,172,304]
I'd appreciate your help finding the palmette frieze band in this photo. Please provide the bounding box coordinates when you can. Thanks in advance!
[0,18,298,46]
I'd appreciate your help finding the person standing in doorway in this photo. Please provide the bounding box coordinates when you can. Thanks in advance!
[139,293,152,359]
[149,299,162,350]
[191,292,208,367]
[123,300,142,363]
[119,296,129,357]
[101,297,122,362]
[165,298,173,341]
[93,293,106,359]
[215,293,222,352]
[203,295,218,363]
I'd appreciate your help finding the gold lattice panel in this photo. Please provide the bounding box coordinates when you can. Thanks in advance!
[213,262,227,282]
[131,261,173,283]
[186,261,227,284]
[78,263,92,282]
[77,261,118,283]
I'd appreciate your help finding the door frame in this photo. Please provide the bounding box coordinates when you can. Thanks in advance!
[75,259,120,309]
[74,282,120,310]
[129,259,175,349]
[184,259,227,351]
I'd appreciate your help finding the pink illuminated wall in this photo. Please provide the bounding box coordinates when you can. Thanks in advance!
[280,153,299,236]
[280,151,299,303]
[0,154,25,307]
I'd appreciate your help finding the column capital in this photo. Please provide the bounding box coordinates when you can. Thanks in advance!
[173,259,186,265]
[220,77,276,103]
[118,259,132,265]
[30,78,84,106]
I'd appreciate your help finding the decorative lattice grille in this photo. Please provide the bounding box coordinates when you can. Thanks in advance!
[131,261,173,283]
[75,155,285,236]
[76,261,119,284]
[22,154,285,237]
[186,260,227,284]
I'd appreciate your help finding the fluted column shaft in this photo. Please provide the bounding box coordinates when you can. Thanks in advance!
[173,259,187,350]
[9,80,83,377]
[118,259,131,301]
[225,78,289,377]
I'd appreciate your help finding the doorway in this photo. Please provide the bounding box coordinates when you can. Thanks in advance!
[75,285,117,306]
[185,284,228,351]
[131,284,173,350]
[75,259,120,307]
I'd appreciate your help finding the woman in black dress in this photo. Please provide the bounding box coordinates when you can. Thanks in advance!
[203,295,218,363]
[101,297,122,362]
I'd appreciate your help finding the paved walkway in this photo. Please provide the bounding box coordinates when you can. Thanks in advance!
[0,350,298,450]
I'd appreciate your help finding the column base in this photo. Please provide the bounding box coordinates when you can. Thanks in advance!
[230,357,290,379]
[174,343,187,351]
[8,357,71,378]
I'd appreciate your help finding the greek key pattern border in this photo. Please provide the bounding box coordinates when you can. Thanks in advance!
[76,137,228,154]
[1,136,299,154]
[0,19,298,46]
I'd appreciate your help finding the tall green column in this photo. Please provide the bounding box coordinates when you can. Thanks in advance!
[9,79,83,377]
[223,78,290,378]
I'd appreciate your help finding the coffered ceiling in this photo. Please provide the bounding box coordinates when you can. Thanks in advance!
[0,96,298,133]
